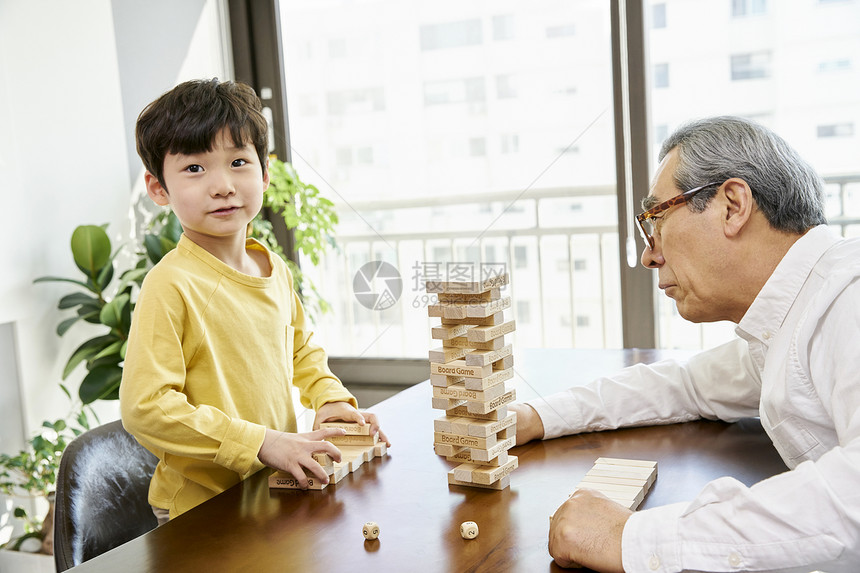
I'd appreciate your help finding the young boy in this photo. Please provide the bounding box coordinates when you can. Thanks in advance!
[120,78,388,522]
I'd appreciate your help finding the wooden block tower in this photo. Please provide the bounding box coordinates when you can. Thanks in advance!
[425,273,518,490]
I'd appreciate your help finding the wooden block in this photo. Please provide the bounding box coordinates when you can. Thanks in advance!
[467,320,516,343]
[425,273,509,294]
[446,450,510,467]
[431,397,467,410]
[434,443,466,457]
[469,436,515,462]
[429,345,469,364]
[431,323,471,340]
[433,415,472,435]
[463,367,513,391]
[446,404,508,421]
[312,453,334,468]
[319,421,372,435]
[441,312,505,326]
[451,455,518,485]
[434,431,497,450]
[466,388,516,415]
[575,458,658,511]
[447,473,511,490]
[373,442,387,457]
[429,373,466,387]
[339,445,375,463]
[595,457,657,469]
[330,462,350,484]
[493,355,514,370]
[328,433,379,446]
[436,288,500,303]
[465,344,513,367]
[432,381,506,403]
[432,297,511,320]
[269,471,328,490]
[443,335,504,350]
[430,360,492,379]
[466,411,517,438]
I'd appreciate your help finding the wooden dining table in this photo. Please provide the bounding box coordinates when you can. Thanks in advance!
[70,348,788,572]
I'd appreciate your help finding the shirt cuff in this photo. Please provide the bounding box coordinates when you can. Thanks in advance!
[622,503,686,573]
[213,418,267,476]
[526,390,585,440]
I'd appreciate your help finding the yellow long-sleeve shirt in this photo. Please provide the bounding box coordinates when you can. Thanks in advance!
[120,235,355,517]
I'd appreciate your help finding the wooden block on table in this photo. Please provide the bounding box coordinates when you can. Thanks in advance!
[575,482,644,504]
[441,312,505,326]
[465,344,513,367]
[447,473,511,490]
[446,404,508,421]
[339,444,375,463]
[589,463,656,484]
[456,455,518,485]
[429,345,469,364]
[576,458,658,511]
[429,298,511,319]
[463,367,513,391]
[269,470,328,490]
[434,442,466,457]
[373,442,387,458]
[425,273,509,294]
[466,388,516,415]
[595,457,657,469]
[319,421,373,436]
[436,288,500,303]
[433,415,472,435]
[328,433,379,446]
[467,320,516,343]
[430,360,492,379]
[443,335,504,351]
[432,381,506,403]
[579,473,648,488]
[330,462,350,484]
[312,452,334,468]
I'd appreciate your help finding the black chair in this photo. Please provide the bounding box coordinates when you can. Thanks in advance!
[53,419,159,571]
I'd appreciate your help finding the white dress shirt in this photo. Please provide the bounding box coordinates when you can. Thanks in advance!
[528,225,860,572]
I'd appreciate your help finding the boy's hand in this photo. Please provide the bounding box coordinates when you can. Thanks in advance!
[258,427,345,489]
[314,401,391,446]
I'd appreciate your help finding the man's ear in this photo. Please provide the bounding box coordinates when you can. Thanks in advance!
[144,172,170,207]
[722,178,754,238]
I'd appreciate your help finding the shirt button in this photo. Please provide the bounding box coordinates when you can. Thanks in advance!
[648,554,660,570]
[728,552,742,567]
[762,331,771,340]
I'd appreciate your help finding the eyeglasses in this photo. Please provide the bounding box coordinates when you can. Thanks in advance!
[635,182,721,250]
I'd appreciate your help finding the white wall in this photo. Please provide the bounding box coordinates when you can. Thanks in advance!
[0,0,229,544]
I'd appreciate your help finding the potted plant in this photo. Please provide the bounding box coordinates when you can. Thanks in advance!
[0,399,88,567]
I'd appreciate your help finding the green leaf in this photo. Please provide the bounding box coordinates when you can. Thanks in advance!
[71,225,111,278]
[99,293,130,329]
[91,340,124,362]
[34,275,98,293]
[163,211,183,242]
[62,335,116,379]
[79,364,123,404]
[144,234,163,265]
[115,268,148,295]
[58,292,99,310]
[57,315,83,337]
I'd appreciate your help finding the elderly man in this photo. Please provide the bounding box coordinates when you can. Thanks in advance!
[511,116,860,573]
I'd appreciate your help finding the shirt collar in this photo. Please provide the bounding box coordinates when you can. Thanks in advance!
[736,225,840,343]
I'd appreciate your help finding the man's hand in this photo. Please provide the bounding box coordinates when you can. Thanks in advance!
[257,428,345,489]
[548,489,630,572]
[314,401,391,446]
[509,403,545,445]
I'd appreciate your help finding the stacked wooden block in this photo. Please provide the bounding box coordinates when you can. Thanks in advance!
[573,457,657,509]
[269,421,388,490]
[426,273,518,490]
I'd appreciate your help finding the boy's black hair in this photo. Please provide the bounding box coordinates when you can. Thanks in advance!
[135,78,269,188]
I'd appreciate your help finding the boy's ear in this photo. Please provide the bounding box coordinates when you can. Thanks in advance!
[144,172,170,206]
[262,158,271,189]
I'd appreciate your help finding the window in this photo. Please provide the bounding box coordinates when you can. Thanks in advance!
[420,20,482,51]
[817,123,854,138]
[653,63,669,88]
[732,0,767,17]
[652,3,667,29]
[492,14,515,41]
[731,52,771,80]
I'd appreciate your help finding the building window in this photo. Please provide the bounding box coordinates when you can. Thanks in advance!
[732,0,767,17]
[652,3,667,29]
[517,300,531,323]
[817,123,854,138]
[468,137,487,156]
[500,133,519,154]
[327,88,385,115]
[573,258,587,271]
[492,14,515,41]
[496,74,517,99]
[546,24,576,38]
[423,78,486,106]
[576,315,590,327]
[731,52,771,80]
[420,20,482,51]
[653,63,669,88]
[818,58,852,73]
[514,245,528,268]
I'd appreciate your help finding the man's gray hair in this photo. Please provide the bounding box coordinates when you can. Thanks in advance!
[659,116,826,233]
